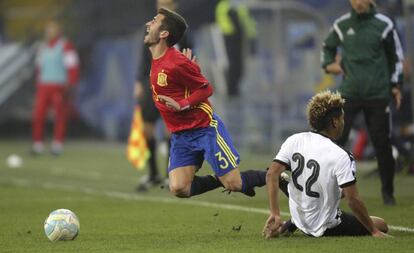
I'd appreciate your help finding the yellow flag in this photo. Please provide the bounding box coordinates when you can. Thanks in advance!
[127,106,150,170]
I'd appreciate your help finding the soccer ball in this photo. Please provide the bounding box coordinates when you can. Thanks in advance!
[44,209,80,241]
[6,154,23,169]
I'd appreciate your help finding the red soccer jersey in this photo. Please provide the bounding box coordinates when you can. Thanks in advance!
[150,47,213,133]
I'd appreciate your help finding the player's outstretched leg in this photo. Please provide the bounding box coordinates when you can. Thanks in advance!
[239,169,267,196]
[189,170,289,197]
[239,170,290,197]
[219,169,289,197]
[169,166,224,198]
[217,169,263,197]
[168,166,288,198]
[168,166,195,198]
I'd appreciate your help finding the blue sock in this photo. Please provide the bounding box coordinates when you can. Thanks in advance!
[239,170,267,196]
[240,169,289,197]
[190,175,223,196]
[241,170,266,188]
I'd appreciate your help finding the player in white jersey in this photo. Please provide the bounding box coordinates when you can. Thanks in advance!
[263,91,389,238]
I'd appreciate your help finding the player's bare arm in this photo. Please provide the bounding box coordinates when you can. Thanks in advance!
[263,161,285,239]
[342,184,389,238]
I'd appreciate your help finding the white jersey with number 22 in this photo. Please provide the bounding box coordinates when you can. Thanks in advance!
[274,131,356,237]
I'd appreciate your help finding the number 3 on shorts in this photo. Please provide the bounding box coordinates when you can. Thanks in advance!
[215,152,229,169]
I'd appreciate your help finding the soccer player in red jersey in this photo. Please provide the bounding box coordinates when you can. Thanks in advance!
[143,7,272,198]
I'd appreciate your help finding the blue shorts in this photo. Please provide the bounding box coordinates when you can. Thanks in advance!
[168,114,240,177]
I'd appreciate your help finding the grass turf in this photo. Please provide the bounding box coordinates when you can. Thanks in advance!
[0,140,413,252]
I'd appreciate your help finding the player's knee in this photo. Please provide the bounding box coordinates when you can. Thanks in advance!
[169,182,191,198]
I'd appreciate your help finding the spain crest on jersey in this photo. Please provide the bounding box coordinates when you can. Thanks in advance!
[157,72,168,87]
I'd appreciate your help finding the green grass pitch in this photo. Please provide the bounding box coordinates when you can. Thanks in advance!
[0,140,413,252]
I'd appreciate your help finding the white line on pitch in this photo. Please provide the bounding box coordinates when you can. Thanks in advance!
[5,178,414,233]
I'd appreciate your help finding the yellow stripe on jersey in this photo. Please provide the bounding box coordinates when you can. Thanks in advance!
[200,102,212,113]
[197,105,212,119]
[199,102,213,114]
[209,119,238,167]
[197,103,213,120]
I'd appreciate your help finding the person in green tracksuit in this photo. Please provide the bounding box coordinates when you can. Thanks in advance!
[321,0,404,206]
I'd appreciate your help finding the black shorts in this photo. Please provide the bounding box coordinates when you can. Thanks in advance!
[323,210,370,237]
[138,89,160,123]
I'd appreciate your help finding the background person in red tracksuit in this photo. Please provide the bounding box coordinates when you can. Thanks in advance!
[32,20,79,155]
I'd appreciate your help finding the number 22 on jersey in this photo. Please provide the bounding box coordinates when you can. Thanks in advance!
[291,152,320,198]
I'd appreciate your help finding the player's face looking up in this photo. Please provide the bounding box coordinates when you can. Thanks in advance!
[350,0,372,14]
[144,14,167,46]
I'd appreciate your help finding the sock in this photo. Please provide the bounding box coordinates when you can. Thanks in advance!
[240,170,267,196]
[281,219,297,234]
[240,170,266,189]
[147,137,159,180]
[190,175,223,196]
[239,170,289,197]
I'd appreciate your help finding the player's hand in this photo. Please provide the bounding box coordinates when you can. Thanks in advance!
[372,230,393,238]
[158,95,181,111]
[392,87,402,110]
[262,215,283,239]
[182,48,197,63]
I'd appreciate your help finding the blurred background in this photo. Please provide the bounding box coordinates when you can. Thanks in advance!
[0,0,413,155]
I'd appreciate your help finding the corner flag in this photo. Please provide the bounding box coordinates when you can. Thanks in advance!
[127,106,150,170]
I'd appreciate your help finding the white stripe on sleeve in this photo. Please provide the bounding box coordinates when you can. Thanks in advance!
[332,13,351,42]
[391,30,404,83]
[375,14,394,39]
[64,51,79,68]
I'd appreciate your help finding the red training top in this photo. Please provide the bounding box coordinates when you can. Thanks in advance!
[150,47,213,133]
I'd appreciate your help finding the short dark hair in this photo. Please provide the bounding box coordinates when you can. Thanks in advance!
[306,90,345,131]
[158,7,188,47]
